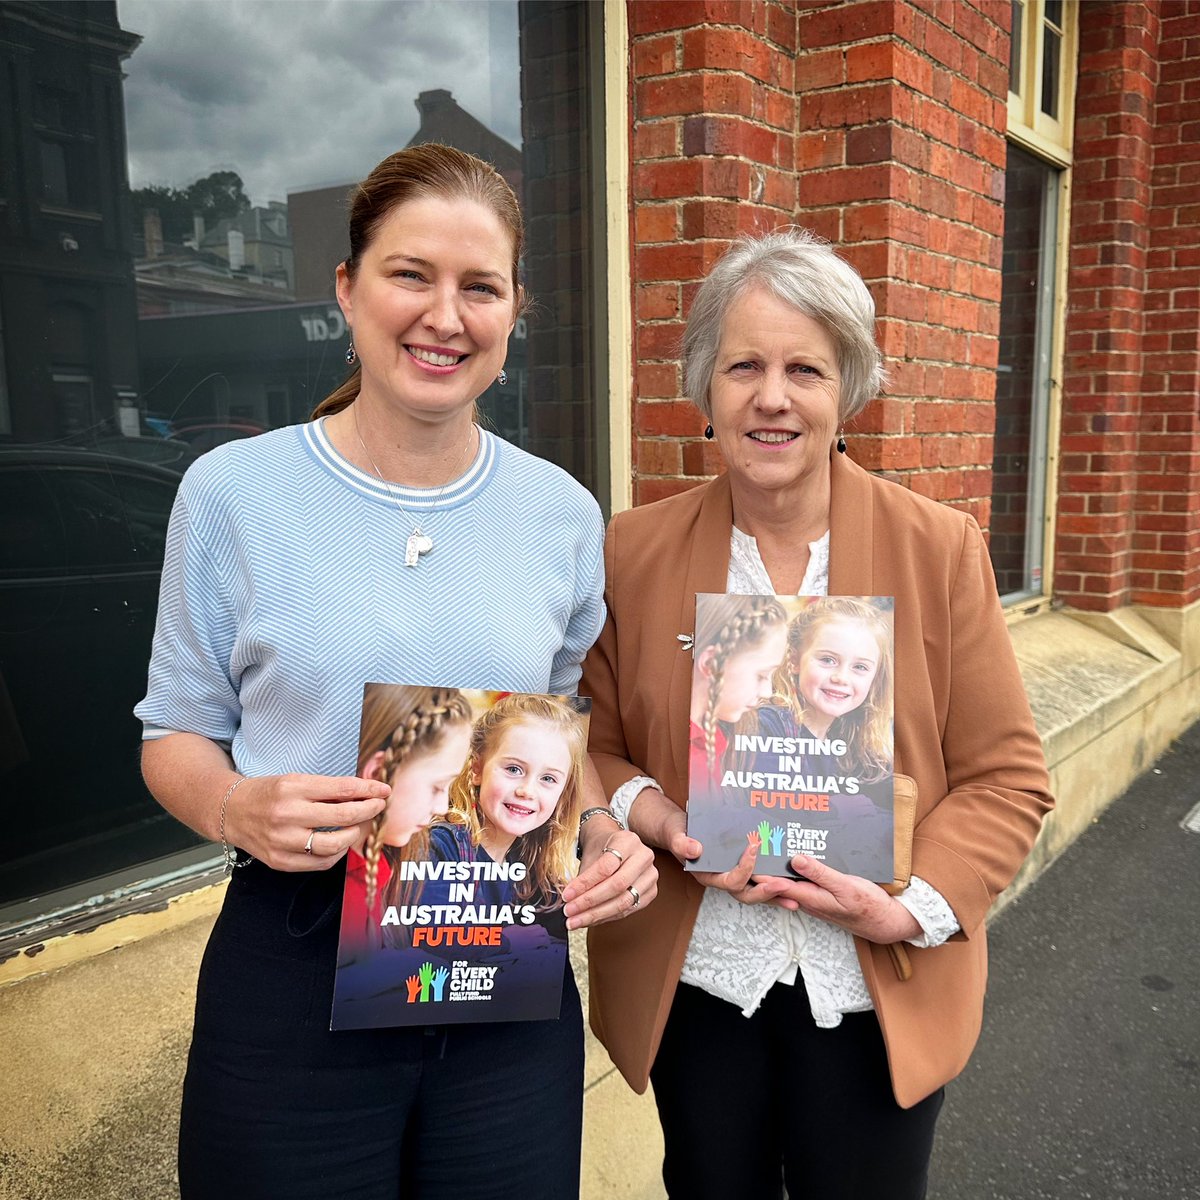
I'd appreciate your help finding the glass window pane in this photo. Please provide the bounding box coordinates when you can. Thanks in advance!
[1010,1,1024,95]
[993,144,1058,599]
[1041,26,1061,118]
[0,0,602,915]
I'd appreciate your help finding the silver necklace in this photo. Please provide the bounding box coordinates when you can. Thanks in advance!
[352,406,475,567]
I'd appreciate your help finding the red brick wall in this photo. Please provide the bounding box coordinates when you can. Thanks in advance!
[629,0,799,505]
[1058,0,1200,610]
[1138,0,1200,607]
[627,0,1009,525]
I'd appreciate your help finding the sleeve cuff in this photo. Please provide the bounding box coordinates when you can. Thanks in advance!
[610,775,662,829]
[896,874,961,949]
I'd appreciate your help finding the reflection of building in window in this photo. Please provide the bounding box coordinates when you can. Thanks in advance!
[134,202,295,316]
[0,2,141,442]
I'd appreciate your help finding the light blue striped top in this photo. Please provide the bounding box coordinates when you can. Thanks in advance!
[136,420,605,779]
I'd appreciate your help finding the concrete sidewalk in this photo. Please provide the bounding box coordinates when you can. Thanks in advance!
[580,721,1200,1199]
[928,718,1200,1199]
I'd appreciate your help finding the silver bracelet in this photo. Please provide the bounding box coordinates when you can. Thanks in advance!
[218,776,253,872]
[576,805,622,858]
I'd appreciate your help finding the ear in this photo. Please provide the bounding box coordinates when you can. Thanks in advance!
[695,644,718,681]
[361,749,387,783]
[335,261,354,327]
[469,756,482,788]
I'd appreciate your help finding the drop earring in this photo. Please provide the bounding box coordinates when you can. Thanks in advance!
[704,424,714,440]
[345,340,357,366]
[498,368,508,386]
[836,429,847,454]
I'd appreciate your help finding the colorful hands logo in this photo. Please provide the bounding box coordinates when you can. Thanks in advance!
[406,961,450,1003]
[755,820,785,857]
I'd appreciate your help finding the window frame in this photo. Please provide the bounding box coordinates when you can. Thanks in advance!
[1000,0,1078,619]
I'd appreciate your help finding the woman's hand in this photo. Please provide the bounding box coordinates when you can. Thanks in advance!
[562,821,658,930]
[692,832,786,906]
[226,773,390,872]
[751,854,923,943]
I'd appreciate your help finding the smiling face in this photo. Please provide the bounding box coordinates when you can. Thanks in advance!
[708,286,842,502]
[335,194,516,428]
[709,624,788,724]
[472,719,571,848]
[378,722,472,847]
[795,617,881,737]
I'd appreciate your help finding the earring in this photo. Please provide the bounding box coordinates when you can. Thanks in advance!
[345,340,357,366]
[497,368,508,387]
[704,424,714,440]
[836,430,847,454]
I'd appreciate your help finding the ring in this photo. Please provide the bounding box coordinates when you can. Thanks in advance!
[602,846,624,863]
[627,884,640,909]
[304,829,316,855]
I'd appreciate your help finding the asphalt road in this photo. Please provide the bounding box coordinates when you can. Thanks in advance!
[928,719,1200,1199]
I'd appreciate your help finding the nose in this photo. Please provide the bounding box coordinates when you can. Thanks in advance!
[424,285,464,340]
[755,366,789,414]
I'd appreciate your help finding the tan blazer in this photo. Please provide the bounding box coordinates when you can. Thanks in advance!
[580,451,1053,1108]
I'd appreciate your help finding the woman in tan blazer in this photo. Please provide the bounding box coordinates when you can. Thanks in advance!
[577,229,1053,1199]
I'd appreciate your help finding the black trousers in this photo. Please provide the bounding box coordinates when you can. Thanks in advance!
[178,860,583,1200]
[650,981,944,1200]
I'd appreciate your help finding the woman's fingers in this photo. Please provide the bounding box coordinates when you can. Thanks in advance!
[225,774,389,871]
[563,830,658,929]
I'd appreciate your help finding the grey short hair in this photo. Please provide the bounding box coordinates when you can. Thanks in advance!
[682,227,887,422]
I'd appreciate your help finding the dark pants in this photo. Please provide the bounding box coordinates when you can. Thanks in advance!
[178,861,583,1200]
[650,981,944,1200]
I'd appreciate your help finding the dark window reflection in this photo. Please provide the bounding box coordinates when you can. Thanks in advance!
[0,0,600,912]
[992,144,1053,597]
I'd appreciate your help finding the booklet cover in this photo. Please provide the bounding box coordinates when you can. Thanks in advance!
[332,684,591,1030]
[684,594,895,883]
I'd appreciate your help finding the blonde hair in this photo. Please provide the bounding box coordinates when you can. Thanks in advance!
[356,685,473,916]
[445,694,588,906]
[311,142,527,421]
[773,598,893,782]
[695,595,788,779]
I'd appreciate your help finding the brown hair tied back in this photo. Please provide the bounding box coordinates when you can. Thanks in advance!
[311,142,528,421]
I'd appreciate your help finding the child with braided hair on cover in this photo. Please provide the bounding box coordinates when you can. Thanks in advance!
[338,684,473,956]
[689,595,789,793]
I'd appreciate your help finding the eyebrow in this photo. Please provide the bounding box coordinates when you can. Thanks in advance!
[379,253,506,282]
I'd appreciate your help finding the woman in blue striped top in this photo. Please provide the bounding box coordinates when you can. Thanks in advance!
[137,143,655,1200]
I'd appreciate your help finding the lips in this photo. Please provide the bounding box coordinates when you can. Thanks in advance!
[821,688,851,702]
[504,801,535,819]
[747,430,798,444]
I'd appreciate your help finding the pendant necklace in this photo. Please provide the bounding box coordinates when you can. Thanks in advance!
[353,406,475,567]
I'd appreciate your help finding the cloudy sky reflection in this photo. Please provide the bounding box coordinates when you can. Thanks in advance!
[120,0,520,205]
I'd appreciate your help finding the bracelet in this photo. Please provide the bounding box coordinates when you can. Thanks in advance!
[218,776,254,873]
[576,805,622,858]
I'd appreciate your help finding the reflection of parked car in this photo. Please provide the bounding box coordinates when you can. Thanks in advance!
[0,447,204,905]
[170,421,265,454]
[71,434,199,474]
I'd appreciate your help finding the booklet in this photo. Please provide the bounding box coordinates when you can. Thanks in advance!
[331,683,591,1030]
[683,594,895,883]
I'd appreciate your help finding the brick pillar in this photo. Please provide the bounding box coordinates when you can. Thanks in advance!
[1137,0,1200,607]
[627,0,1010,525]
[793,0,1009,525]
[629,0,800,505]
[1056,1,1158,611]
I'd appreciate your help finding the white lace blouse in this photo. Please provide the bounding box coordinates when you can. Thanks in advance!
[609,526,959,1025]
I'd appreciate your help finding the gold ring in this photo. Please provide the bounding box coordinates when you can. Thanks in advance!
[304,829,316,855]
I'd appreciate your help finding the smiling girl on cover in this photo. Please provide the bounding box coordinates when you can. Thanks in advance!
[766,596,893,783]
[433,693,588,909]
